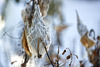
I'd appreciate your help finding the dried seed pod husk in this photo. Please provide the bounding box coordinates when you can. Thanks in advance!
[21,2,51,58]
[38,0,51,18]
[76,10,88,36]
[21,30,32,57]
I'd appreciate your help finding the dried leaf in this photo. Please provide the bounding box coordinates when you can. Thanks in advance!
[80,32,95,48]
[54,25,67,32]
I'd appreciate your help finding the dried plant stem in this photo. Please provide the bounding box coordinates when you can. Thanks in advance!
[2,22,23,39]
[28,0,35,27]
[66,48,71,54]
[38,38,55,67]
[37,38,39,57]
[59,59,72,66]
[3,29,21,39]
[89,29,95,40]
[37,38,42,58]
[57,46,59,67]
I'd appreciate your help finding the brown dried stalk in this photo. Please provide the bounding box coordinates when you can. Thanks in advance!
[38,38,55,67]
[89,29,95,40]
[28,0,35,27]
[37,38,42,58]
[57,47,59,67]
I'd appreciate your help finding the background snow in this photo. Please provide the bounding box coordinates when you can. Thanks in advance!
[0,0,100,67]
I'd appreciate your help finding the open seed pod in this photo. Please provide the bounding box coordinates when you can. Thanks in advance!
[76,10,88,36]
[21,2,51,58]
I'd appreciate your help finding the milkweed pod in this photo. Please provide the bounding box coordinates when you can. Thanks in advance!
[76,10,88,36]
[21,4,51,58]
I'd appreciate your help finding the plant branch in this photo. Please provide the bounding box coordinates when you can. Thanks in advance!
[39,38,55,67]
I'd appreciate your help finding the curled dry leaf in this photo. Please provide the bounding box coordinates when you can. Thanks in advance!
[80,32,95,48]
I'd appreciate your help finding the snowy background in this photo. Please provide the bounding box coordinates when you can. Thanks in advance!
[0,0,100,67]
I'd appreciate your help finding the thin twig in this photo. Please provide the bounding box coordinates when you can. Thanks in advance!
[28,0,35,27]
[57,46,59,67]
[59,59,72,66]
[66,48,71,54]
[11,61,17,64]
[60,60,72,67]
[37,38,42,58]
[3,29,21,39]
[89,29,95,40]
[39,38,55,67]
[37,38,40,57]
[2,22,23,39]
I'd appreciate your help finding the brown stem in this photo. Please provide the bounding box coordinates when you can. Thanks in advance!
[37,38,42,58]
[57,47,59,67]
[38,38,55,67]
[89,29,95,40]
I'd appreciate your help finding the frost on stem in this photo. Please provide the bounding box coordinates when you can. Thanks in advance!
[21,0,51,58]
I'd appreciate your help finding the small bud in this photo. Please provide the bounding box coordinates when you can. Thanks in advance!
[62,50,66,55]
